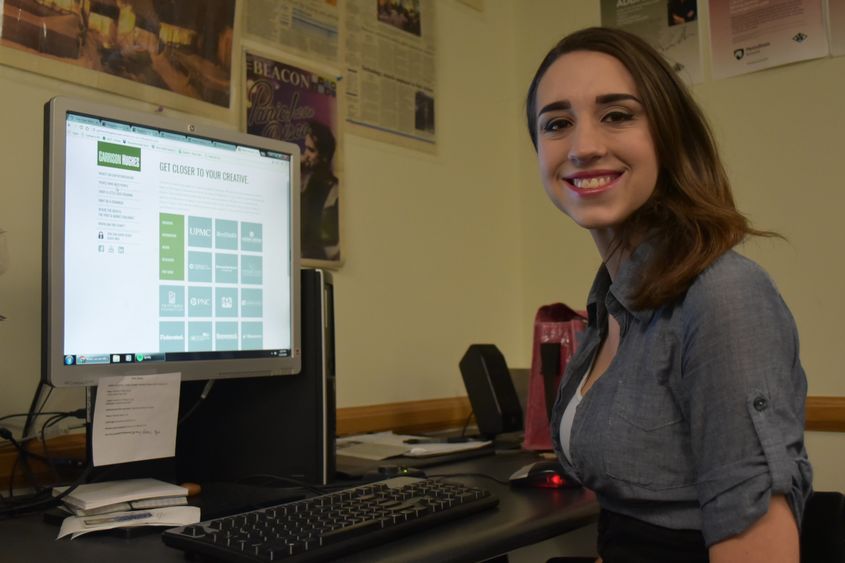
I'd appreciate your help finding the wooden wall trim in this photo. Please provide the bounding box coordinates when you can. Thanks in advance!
[336,396,472,436]
[2,395,843,490]
[806,396,845,432]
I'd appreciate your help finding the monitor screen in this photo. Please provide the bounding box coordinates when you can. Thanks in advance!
[43,97,301,387]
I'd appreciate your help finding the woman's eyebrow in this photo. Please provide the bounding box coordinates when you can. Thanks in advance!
[596,93,642,105]
[537,100,571,116]
[537,93,642,118]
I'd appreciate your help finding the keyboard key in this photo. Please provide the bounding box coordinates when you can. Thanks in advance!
[162,477,498,562]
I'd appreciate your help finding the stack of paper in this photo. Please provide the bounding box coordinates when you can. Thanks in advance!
[52,478,200,539]
[53,478,189,516]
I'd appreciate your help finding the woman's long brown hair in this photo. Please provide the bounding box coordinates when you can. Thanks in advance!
[526,27,777,310]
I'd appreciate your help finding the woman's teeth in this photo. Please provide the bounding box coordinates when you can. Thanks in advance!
[570,175,616,189]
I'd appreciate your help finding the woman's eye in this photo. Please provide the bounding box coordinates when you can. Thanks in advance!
[542,118,572,132]
[603,111,634,123]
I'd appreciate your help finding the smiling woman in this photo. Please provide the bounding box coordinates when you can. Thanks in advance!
[525,27,811,563]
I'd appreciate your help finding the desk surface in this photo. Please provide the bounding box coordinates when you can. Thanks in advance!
[0,451,598,563]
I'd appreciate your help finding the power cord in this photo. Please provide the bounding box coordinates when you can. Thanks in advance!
[0,463,93,519]
[178,380,215,425]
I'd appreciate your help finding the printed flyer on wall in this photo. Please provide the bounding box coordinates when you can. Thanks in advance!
[245,52,342,266]
[601,0,703,84]
[709,0,828,79]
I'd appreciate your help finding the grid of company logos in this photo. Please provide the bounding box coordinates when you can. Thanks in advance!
[159,214,265,352]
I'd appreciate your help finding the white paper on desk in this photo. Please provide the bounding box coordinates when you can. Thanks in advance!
[92,373,180,466]
[403,440,491,457]
[57,506,200,539]
[337,431,491,459]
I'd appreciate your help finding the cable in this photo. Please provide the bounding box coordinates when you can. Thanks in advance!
[178,380,215,425]
[237,473,325,495]
[17,383,54,495]
[22,382,52,439]
[40,414,71,482]
[0,411,77,424]
[427,472,510,486]
[459,409,474,438]
[0,463,93,519]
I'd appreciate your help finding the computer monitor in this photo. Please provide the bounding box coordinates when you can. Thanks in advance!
[42,96,301,387]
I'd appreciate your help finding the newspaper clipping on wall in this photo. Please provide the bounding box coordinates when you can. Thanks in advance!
[708,0,828,79]
[827,0,845,57]
[601,0,703,84]
[243,0,340,65]
[345,0,436,146]
[245,52,342,266]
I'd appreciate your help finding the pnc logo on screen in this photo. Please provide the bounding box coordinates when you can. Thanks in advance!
[97,141,141,172]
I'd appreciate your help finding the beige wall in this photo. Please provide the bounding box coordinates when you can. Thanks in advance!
[0,1,841,489]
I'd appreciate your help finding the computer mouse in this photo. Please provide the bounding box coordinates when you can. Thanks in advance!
[508,460,569,488]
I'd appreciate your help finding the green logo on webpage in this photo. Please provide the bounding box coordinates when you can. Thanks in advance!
[97,141,141,171]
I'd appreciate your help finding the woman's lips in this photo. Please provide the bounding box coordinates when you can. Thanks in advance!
[563,172,622,195]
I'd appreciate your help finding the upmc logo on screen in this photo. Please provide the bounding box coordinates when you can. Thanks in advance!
[97,141,141,172]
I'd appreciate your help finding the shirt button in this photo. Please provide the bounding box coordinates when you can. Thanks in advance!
[753,396,768,411]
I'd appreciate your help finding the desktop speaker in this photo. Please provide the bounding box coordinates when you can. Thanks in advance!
[175,268,336,485]
[459,344,523,438]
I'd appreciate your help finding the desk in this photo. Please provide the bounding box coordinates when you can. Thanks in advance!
[0,451,598,563]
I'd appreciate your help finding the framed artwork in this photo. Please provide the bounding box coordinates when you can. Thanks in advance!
[0,0,236,114]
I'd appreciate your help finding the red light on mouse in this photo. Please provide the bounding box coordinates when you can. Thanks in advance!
[545,474,566,488]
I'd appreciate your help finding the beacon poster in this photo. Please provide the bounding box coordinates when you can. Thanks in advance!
[245,52,341,266]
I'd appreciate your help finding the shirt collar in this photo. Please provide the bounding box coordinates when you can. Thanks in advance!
[586,241,656,325]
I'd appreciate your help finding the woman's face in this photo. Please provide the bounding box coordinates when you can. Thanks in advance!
[302,134,319,171]
[534,50,659,235]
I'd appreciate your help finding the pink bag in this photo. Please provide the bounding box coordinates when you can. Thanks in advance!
[522,303,587,451]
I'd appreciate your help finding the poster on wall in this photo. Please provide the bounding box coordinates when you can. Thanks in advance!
[243,0,340,65]
[245,52,342,266]
[828,0,845,57]
[0,0,235,109]
[345,0,436,148]
[709,0,828,79]
[600,0,703,84]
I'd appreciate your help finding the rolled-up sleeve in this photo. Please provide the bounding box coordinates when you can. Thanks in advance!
[679,254,811,546]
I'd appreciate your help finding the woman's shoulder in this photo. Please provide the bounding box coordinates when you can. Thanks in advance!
[682,250,782,312]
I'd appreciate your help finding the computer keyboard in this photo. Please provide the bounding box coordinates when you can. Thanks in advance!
[162,476,499,562]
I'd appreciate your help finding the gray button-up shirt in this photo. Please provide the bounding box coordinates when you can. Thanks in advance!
[550,244,812,547]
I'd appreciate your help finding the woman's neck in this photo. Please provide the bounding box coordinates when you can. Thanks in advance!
[591,227,644,280]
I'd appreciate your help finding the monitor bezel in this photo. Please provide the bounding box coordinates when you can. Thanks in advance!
[42,96,302,387]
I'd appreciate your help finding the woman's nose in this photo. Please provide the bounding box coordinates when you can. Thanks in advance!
[568,122,606,165]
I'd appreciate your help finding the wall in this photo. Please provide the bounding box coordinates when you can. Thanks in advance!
[0,3,525,417]
[0,0,841,491]
[512,0,845,491]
